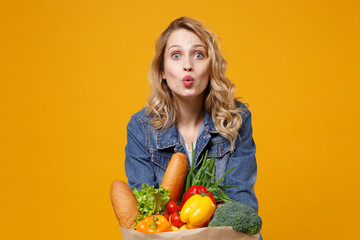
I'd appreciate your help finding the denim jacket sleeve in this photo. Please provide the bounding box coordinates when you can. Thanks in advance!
[225,107,259,212]
[124,113,157,190]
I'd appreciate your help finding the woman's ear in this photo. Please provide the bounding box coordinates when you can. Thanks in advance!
[161,71,166,80]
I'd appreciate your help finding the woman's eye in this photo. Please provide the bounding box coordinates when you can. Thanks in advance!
[194,52,204,58]
[172,53,181,59]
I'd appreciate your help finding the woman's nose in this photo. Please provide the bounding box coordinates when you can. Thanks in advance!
[184,66,193,71]
[183,56,193,72]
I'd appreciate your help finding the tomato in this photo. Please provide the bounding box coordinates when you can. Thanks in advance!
[166,201,178,215]
[160,209,170,221]
[170,211,184,228]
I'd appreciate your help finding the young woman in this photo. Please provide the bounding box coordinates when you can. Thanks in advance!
[125,17,259,213]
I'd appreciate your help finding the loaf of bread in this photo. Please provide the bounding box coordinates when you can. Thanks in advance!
[110,180,140,228]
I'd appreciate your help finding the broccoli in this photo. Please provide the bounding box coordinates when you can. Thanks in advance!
[208,201,262,235]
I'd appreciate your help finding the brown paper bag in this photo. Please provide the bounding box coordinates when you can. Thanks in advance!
[120,226,260,240]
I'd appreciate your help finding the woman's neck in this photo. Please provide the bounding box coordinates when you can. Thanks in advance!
[175,94,205,127]
[174,94,206,147]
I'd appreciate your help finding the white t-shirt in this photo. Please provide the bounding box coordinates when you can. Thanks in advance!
[185,141,196,166]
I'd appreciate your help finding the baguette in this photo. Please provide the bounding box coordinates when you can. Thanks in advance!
[110,180,140,228]
[161,152,188,202]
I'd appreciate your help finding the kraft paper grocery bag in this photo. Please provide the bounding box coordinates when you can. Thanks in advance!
[120,226,260,240]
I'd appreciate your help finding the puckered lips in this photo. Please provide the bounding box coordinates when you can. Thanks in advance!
[182,75,194,87]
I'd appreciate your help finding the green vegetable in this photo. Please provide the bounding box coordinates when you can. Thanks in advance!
[182,146,236,203]
[208,201,262,234]
[133,184,170,223]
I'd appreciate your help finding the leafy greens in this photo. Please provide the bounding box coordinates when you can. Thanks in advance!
[133,184,170,223]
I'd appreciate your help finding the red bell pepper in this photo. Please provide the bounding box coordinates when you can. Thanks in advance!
[181,185,216,207]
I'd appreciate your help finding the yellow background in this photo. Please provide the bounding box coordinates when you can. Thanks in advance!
[1,0,359,239]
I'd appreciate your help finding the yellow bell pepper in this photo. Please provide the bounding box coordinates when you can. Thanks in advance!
[180,194,216,229]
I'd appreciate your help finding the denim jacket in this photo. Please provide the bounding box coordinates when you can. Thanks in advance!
[124,103,259,213]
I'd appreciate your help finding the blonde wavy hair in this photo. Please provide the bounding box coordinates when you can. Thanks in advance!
[146,16,245,152]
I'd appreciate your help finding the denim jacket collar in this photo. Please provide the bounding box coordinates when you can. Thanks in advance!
[203,111,218,134]
[156,111,217,150]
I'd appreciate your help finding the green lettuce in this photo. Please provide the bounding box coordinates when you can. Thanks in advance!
[133,184,170,223]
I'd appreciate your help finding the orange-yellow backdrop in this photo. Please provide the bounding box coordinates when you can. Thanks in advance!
[1,0,359,239]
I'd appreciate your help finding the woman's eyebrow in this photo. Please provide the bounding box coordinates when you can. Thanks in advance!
[167,44,206,51]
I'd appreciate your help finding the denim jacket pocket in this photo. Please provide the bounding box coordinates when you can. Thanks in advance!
[151,151,174,184]
[205,139,231,184]
[207,139,231,158]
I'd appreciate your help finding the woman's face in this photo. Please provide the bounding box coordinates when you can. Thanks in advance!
[162,28,210,101]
